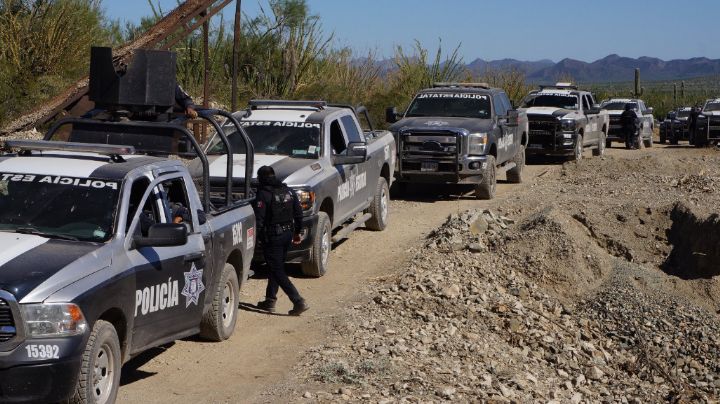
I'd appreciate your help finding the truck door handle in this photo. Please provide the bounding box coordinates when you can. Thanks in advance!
[184,252,205,262]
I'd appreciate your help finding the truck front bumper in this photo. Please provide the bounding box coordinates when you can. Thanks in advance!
[395,155,489,184]
[0,358,81,403]
[526,131,578,156]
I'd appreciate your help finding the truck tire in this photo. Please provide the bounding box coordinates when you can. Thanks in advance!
[474,155,496,200]
[572,134,583,161]
[365,177,389,231]
[301,212,331,277]
[644,133,653,148]
[695,128,708,148]
[506,147,525,184]
[660,129,666,144]
[606,139,612,149]
[593,132,606,157]
[69,320,121,404]
[200,263,239,341]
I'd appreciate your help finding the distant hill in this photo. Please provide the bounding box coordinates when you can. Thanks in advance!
[525,54,720,83]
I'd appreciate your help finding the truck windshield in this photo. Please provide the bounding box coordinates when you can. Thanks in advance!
[209,121,321,158]
[0,173,119,242]
[704,102,720,112]
[602,102,638,111]
[677,110,690,118]
[522,94,578,110]
[405,94,491,119]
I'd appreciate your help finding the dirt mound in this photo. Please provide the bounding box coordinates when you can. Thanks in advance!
[498,207,613,299]
[665,202,720,279]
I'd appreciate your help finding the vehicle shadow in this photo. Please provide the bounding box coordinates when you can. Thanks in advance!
[120,343,175,386]
[390,182,486,202]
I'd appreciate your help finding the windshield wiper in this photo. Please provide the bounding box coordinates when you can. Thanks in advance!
[15,227,79,241]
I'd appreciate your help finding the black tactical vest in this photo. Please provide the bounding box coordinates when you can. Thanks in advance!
[268,186,294,225]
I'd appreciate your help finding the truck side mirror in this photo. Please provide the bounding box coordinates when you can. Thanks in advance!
[646,107,654,115]
[586,107,601,115]
[135,223,188,248]
[385,107,399,124]
[332,142,367,165]
[501,110,520,127]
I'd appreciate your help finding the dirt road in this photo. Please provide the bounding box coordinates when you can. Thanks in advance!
[117,143,709,403]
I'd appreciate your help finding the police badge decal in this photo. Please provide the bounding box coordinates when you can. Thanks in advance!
[182,264,206,307]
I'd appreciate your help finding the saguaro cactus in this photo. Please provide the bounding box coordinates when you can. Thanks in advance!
[633,68,644,97]
[673,83,677,104]
[681,81,685,100]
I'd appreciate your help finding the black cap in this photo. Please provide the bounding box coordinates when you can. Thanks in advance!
[257,165,276,185]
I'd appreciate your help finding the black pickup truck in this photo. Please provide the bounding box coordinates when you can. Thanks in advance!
[0,48,255,404]
[386,83,528,199]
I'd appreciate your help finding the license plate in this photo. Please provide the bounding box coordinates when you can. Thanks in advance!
[421,162,439,172]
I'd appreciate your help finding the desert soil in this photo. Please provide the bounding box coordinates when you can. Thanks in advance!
[117,141,720,403]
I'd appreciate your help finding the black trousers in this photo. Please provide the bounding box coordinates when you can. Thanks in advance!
[263,231,302,304]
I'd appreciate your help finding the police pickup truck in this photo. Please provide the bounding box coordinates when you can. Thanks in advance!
[386,83,528,200]
[200,100,396,277]
[601,98,655,148]
[0,116,255,402]
[521,83,609,160]
[660,107,691,144]
[695,98,720,147]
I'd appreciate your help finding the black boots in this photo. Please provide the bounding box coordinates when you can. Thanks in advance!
[257,299,276,313]
[288,299,309,316]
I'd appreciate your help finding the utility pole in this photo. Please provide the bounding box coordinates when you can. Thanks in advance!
[232,0,242,111]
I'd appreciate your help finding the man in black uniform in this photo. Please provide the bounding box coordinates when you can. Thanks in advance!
[254,166,309,316]
[620,103,639,149]
[175,85,198,119]
[688,104,701,144]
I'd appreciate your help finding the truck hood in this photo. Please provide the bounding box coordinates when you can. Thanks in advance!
[389,117,494,133]
[205,154,321,186]
[525,107,576,118]
[0,233,105,301]
[702,111,720,116]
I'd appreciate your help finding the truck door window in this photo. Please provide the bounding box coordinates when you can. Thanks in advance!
[499,93,513,112]
[330,120,348,154]
[340,115,364,143]
[159,177,194,231]
[127,178,162,237]
[582,95,591,111]
[493,95,507,117]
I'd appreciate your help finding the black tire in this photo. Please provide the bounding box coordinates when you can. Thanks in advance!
[593,132,606,157]
[644,133,653,148]
[571,134,583,161]
[301,211,331,277]
[365,177,389,231]
[69,320,121,404]
[605,139,612,149]
[695,128,708,148]
[200,263,239,341]
[474,155,496,200]
[670,135,679,145]
[506,146,525,184]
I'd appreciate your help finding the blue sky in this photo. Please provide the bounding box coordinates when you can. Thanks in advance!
[104,0,720,63]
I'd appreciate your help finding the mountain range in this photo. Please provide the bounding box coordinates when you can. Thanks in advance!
[465,54,720,83]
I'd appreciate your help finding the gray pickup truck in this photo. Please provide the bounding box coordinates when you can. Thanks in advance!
[386,83,528,199]
[521,83,609,160]
[601,98,655,148]
[202,100,396,277]
[695,98,720,147]
[0,111,255,404]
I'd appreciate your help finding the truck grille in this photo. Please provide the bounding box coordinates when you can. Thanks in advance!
[399,132,461,173]
[528,115,559,138]
[0,299,15,343]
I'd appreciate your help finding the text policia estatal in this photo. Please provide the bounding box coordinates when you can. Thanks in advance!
[0,173,118,190]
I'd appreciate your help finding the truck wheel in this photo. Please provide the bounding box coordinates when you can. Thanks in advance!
[474,155,496,200]
[593,133,606,157]
[695,129,708,147]
[644,133,653,148]
[572,134,583,161]
[200,263,239,341]
[660,130,666,144]
[69,320,121,404]
[365,177,389,231]
[605,139,612,149]
[301,212,331,277]
[506,147,525,184]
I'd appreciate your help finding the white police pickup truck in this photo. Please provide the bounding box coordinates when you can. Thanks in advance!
[200,100,396,277]
[0,110,255,403]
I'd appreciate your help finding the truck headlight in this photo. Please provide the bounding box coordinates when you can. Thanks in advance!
[294,189,315,212]
[561,119,576,131]
[21,303,87,338]
[468,133,487,155]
